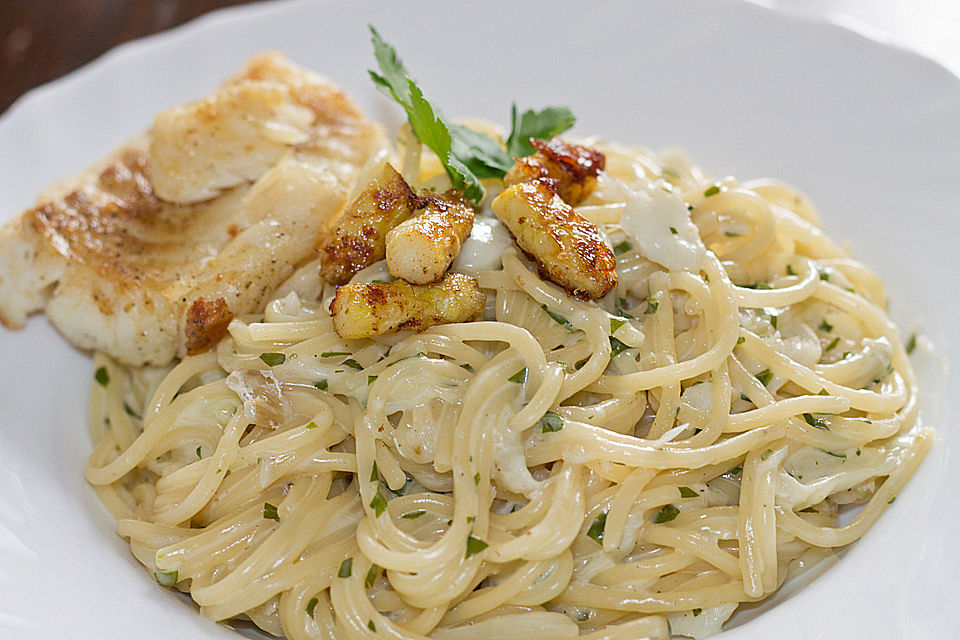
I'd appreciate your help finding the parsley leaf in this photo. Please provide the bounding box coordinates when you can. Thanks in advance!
[540,411,564,433]
[465,535,489,558]
[505,104,576,158]
[587,512,607,544]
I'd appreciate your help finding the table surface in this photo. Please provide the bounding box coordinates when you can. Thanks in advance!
[1,0,958,115]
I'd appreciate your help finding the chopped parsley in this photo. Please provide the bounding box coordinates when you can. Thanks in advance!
[320,351,351,357]
[338,557,353,578]
[154,570,179,587]
[123,403,141,419]
[540,411,564,433]
[756,369,773,386]
[342,358,363,370]
[306,596,319,618]
[95,366,110,387]
[259,352,286,366]
[196,446,202,458]
[365,564,379,589]
[737,336,745,345]
[263,502,280,522]
[610,317,628,333]
[826,336,840,351]
[760,449,773,461]
[654,504,680,524]
[473,472,481,485]
[693,608,703,617]
[541,304,575,331]
[644,297,659,314]
[704,185,721,197]
[367,375,378,385]
[786,264,796,276]
[305,421,320,429]
[402,510,426,519]
[822,450,846,459]
[314,379,328,391]
[613,240,632,255]
[669,226,679,235]
[803,413,830,430]
[508,368,527,384]
[678,486,698,498]
[368,620,377,632]
[819,319,834,332]
[370,487,388,517]
[465,536,489,558]
[586,512,607,544]
[906,333,918,355]
[370,461,379,483]
[609,337,630,356]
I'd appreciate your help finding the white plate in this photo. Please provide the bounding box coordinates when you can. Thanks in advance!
[1,0,957,638]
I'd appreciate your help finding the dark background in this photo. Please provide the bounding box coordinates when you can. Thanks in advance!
[0,1,262,114]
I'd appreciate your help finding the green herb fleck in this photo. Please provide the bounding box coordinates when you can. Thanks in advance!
[314,379,328,391]
[610,317,628,334]
[644,297,659,314]
[819,319,833,332]
[263,503,280,522]
[508,368,527,384]
[669,226,678,235]
[761,449,773,461]
[473,472,480,485]
[906,334,918,355]
[370,462,379,483]
[678,486,698,498]
[654,504,680,524]
[306,596,318,618]
[368,620,376,632]
[609,337,630,356]
[803,413,830,430]
[737,336,745,345]
[123,403,141,419]
[154,570,178,587]
[693,608,703,617]
[822,450,846,458]
[786,264,796,276]
[367,375,378,385]
[888,496,896,504]
[402,510,426,519]
[95,366,110,387]
[704,185,721,197]
[587,512,607,544]
[370,488,388,517]
[338,557,353,578]
[196,446,202,458]
[540,411,564,433]
[321,351,350,358]
[259,352,286,366]
[342,358,363,370]
[826,337,840,351]
[613,240,632,255]
[465,536,489,558]
[305,421,320,429]
[365,564,379,589]
[541,304,575,331]
[756,369,773,386]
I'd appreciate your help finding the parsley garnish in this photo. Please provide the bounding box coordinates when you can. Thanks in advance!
[320,351,351,358]
[338,558,353,578]
[540,411,564,433]
[365,564,379,589]
[368,26,574,201]
[704,185,721,197]
[644,297,659,314]
[786,264,796,276]
[906,333,918,355]
[613,240,632,255]
[803,413,830,430]
[508,368,527,384]
[822,450,846,458]
[306,596,318,618]
[669,226,678,235]
[693,608,703,617]
[305,421,319,429]
[587,512,607,544]
[259,352,286,366]
[756,369,773,386]
[819,319,833,332]
[263,503,280,521]
[370,462,379,483]
[402,510,426,519]
[541,304,575,331]
[610,317,628,333]
[465,536,489,558]
[737,336,745,345]
[368,620,377,632]
[370,487,388,517]
[654,504,680,523]
[314,379,328,391]
[609,337,630,356]
[342,358,363,370]
[505,104,576,158]
[95,366,110,387]
[195,446,202,458]
[826,336,840,351]
[678,486,698,498]
[154,570,178,586]
[367,375,378,385]
[473,472,480,485]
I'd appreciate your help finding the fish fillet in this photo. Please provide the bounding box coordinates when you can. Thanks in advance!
[0,52,386,365]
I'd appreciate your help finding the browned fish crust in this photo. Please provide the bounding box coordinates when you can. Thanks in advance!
[319,163,422,286]
[505,138,605,206]
[329,273,484,339]
[185,296,233,354]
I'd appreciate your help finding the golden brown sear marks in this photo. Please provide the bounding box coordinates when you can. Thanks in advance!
[386,190,474,285]
[504,138,605,206]
[319,163,421,285]
[492,179,617,299]
[184,296,233,354]
[329,273,484,339]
